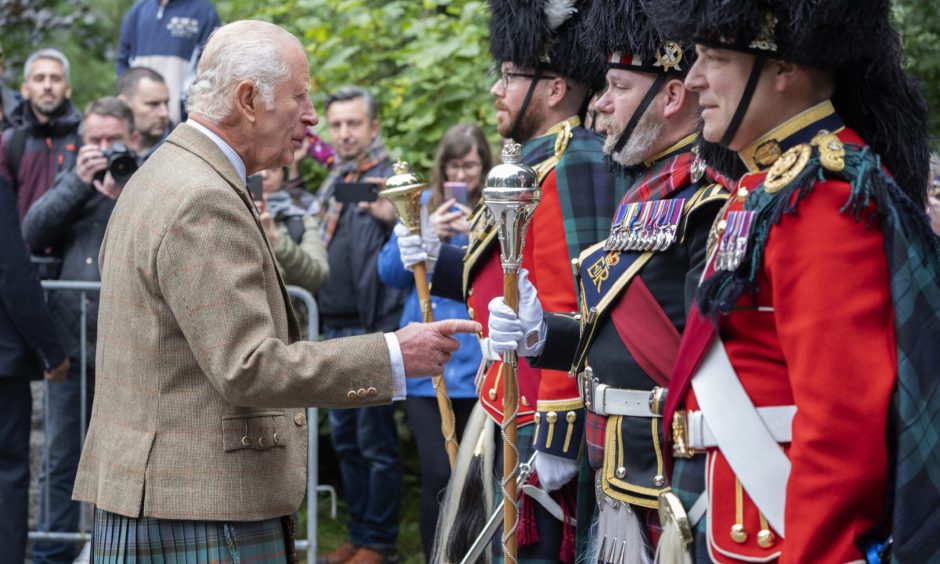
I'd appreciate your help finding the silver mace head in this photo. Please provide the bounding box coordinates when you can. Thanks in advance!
[483,142,540,273]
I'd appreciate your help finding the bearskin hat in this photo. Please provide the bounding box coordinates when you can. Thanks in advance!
[581,0,693,77]
[488,0,606,90]
[645,0,931,204]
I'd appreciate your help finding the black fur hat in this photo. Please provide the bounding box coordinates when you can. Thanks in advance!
[488,0,605,90]
[582,0,693,77]
[645,0,931,204]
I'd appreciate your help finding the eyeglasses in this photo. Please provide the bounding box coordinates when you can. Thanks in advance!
[445,160,483,174]
[497,71,558,90]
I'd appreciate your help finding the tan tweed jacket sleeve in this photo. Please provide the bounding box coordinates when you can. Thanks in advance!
[73,123,394,521]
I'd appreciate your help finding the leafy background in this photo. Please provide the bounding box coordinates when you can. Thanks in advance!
[2,0,938,560]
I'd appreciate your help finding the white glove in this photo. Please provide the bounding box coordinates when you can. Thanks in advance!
[395,206,441,273]
[487,269,546,358]
[534,451,580,492]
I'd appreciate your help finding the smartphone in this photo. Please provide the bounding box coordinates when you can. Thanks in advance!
[334,182,379,203]
[248,174,264,203]
[443,182,469,206]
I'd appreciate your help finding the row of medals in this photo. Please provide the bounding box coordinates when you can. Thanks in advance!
[603,198,685,252]
[714,210,755,272]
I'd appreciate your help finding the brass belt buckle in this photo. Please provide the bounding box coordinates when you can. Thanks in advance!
[649,386,667,417]
[672,411,694,459]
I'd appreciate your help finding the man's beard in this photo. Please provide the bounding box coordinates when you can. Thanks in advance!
[497,101,544,143]
[599,105,664,168]
[34,98,64,117]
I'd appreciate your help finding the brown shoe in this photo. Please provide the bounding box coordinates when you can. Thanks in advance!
[316,542,359,564]
[345,547,397,564]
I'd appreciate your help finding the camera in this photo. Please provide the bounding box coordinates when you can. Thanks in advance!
[93,143,138,186]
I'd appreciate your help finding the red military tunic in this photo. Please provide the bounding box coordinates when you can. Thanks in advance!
[469,165,579,431]
[666,101,895,563]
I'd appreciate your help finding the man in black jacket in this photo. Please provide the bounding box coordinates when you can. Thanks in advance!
[315,86,407,564]
[0,174,68,564]
[21,96,136,564]
[0,48,81,220]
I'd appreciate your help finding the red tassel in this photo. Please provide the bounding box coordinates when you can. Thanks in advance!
[518,472,541,547]
[559,479,577,564]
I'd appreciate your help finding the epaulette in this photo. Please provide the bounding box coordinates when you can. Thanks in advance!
[698,133,939,316]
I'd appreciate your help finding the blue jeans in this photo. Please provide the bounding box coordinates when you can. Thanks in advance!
[33,360,94,564]
[0,377,31,564]
[324,325,401,550]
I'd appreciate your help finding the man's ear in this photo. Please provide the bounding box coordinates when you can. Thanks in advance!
[20,83,28,99]
[772,60,799,93]
[545,77,568,109]
[661,78,687,119]
[234,81,258,123]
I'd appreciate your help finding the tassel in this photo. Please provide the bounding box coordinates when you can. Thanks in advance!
[519,472,541,547]
[653,522,692,564]
[559,479,577,564]
[436,403,494,564]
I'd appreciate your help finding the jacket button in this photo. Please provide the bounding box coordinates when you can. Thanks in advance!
[615,466,627,479]
[347,390,357,399]
[653,475,666,487]
[521,395,529,406]
[85,257,93,264]
[488,389,497,401]
[357,388,367,398]
[294,412,306,426]
[367,387,377,397]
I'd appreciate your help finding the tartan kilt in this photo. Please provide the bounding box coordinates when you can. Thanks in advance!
[670,455,711,563]
[91,508,291,563]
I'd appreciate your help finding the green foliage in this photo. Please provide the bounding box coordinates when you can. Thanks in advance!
[0,0,136,110]
[896,0,940,147]
[214,0,498,189]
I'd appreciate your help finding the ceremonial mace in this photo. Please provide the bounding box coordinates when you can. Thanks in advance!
[482,143,540,563]
[382,161,459,469]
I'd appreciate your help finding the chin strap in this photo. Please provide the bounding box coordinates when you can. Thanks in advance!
[612,73,668,154]
[509,66,545,142]
[718,56,767,147]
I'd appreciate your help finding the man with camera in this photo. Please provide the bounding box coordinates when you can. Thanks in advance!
[20,96,138,564]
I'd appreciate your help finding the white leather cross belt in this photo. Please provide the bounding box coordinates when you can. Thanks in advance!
[685,405,795,449]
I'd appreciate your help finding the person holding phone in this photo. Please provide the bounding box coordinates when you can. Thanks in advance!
[314,86,409,564]
[377,123,492,561]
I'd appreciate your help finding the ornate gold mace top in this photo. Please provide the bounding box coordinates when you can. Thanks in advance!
[381,160,427,233]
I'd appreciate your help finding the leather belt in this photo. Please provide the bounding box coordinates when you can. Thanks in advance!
[578,367,665,418]
[673,405,795,455]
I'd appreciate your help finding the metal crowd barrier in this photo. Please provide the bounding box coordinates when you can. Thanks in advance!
[30,281,331,563]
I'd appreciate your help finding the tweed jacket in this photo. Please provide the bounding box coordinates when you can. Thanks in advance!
[73,123,394,521]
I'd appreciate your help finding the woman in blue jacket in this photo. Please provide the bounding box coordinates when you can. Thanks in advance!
[378,123,492,561]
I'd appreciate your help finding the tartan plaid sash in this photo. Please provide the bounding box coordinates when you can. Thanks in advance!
[521,119,623,263]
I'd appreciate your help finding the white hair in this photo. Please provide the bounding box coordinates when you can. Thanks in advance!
[24,48,71,82]
[185,20,298,123]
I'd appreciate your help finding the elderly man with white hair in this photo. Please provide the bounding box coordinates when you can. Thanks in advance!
[72,20,479,561]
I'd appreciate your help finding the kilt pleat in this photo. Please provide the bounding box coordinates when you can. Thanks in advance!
[92,507,287,563]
